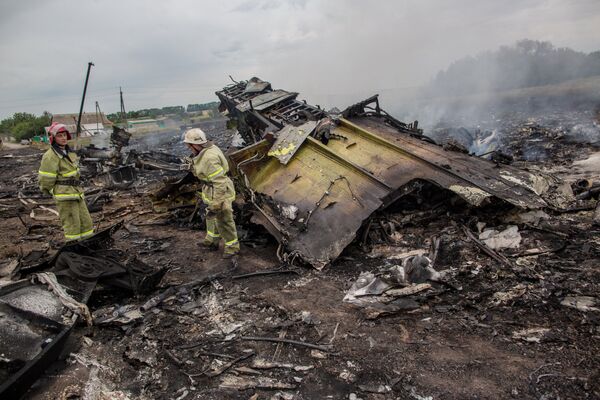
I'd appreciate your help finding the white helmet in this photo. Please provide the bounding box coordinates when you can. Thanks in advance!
[183,128,207,145]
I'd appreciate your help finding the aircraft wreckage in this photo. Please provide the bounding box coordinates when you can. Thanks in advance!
[216,78,553,269]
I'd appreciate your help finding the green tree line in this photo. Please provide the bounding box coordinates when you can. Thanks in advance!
[107,102,219,123]
[1,101,221,138]
[0,112,52,141]
[430,39,600,96]
[186,101,219,112]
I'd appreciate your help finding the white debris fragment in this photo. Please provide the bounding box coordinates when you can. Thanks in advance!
[251,358,314,372]
[230,130,246,147]
[448,185,492,206]
[310,350,328,359]
[219,375,296,390]
[204,292,246,335]
[0,259,19,279]
[476,222,486,233]
[32,272,93,325]
[409,387,434,400]
[345,272,392,303]
[280,204,298,220]
[270,392,295,400]
[479,225,521,249]
[512,327,550,343]
[358,384,391,393]
[339,369,357,383]
[343,272,381,305]
[368,246,427,260]
[560,296,599,312]
[503,210,550,226]
[490,284,528,306]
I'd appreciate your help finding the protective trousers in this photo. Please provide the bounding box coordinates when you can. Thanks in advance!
[55,199,94,241]
[203,199,239,254]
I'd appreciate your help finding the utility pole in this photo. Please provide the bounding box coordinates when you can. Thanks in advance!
[95,101,101,134]
[76,62,94,138]
[119,86,127,127]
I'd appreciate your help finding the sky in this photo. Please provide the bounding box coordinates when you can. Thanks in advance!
[0,0,599,119]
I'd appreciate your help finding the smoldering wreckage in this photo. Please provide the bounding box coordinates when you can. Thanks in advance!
[0,78,599,399]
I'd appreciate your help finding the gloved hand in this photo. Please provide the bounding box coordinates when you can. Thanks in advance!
[180,156,193,171]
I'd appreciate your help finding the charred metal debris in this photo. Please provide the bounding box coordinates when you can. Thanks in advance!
[77,125,184,192]
[0,223,166,398]
[215,77,562,269]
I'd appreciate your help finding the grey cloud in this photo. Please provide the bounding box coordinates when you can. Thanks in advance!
[212,41,245,58]
[231,0,307,13]
[231,0,281,13]
[1,0,599,118]
[230,1,260,13]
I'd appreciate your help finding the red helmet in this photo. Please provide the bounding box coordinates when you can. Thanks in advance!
[47,122,72,143]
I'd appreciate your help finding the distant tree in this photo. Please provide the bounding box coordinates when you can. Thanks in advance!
[107,102,220,122]
[161,106,185,115]
[0,111,51,140]
[106,112,121,123]
[187,102,219,112]
[430,40,600,95]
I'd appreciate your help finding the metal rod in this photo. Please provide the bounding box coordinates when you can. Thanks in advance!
[231,269,298,280]
[76,62,94,138]
[120,86,127,126]
[240,336,332,352]
[461,225,514,268]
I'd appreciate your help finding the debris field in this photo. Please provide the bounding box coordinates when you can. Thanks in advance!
[0,78,599,400]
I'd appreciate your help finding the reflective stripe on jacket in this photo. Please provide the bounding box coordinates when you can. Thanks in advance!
[191,144,235,205]
[38,146,84,201]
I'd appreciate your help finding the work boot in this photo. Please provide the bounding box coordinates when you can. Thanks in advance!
[200,241,219,251]
[222,251,239,259]
[228,255,239,272]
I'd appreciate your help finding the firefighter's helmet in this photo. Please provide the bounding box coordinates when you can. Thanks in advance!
[183,128,207,145]
[47,122,72,143]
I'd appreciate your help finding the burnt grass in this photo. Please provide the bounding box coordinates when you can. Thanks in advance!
[1,119,599,399]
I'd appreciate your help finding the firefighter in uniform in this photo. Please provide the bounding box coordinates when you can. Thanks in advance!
[184,128,240,258]
[38,123,94,241]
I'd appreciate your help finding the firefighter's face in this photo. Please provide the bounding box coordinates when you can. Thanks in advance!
[187,143,201,155]
[54,131,68,146]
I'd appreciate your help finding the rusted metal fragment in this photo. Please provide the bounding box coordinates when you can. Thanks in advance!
[92,165,137,189]
[231,138,388,269]
[222,78,549,269]
[244,77,271,93]
[340,117,547,209]
[448,185,492,206]
[149,172,201,213]
[236,90,297,113]
[216,78,326,145]
[268,121,317,165]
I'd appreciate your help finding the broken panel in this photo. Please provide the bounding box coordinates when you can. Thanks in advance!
[268,121,318,165]
[224,78,551,269]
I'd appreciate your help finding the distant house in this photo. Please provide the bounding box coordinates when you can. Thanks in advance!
[51,112,113,137]
[189,110,213,124]
[156,117,179,129]
[127,119,165,130]
[81,123,106,135]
